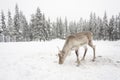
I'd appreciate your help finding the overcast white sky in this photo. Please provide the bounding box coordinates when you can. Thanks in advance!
[0,0,120,21]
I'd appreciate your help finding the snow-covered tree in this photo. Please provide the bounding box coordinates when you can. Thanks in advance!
[89,12,94,32]
[113,16,119,40]
[1,3,120,42]
[51,22,57,38]
[103,12,109,40]
[56,17,64,38]
[30,7,47,41]
[69,21,77,34]
[13,4,21,41]
[96,17,103,40]
[0,24,2,42]
[7,10,14,42]
[45,18,52,40]
[64,17,69,37]
[19,11,29,41]
[1,11,8,42]
[29,14,36,41]
[117,13,120,39]
[88,12,97,39]
[41,14,51,40]
[108,16,114,40]
[35,7,44,40]
[77,18,83,32]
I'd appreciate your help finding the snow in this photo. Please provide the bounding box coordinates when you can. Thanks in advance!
[0,39,120,80]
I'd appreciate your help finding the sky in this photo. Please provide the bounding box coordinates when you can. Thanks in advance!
[0,0,120,22]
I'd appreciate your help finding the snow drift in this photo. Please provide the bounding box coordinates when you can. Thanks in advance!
[0,39,120,80]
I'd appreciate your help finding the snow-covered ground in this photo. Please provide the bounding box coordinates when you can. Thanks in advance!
[0,39,120,80]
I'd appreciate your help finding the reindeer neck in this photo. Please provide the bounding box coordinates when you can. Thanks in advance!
[62,44,70,56]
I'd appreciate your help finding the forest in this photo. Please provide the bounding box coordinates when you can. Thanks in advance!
[0,4,120,42]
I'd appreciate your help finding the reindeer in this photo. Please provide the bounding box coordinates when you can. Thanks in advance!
[58,31,96,66]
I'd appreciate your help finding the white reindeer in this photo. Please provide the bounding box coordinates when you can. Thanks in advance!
[58,31,96,66]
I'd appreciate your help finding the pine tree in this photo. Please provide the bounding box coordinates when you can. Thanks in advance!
[7,10,14,42]
[64,17,69,37]
[51,22,57,39]
[42,14,51,40]
[0,25,2,42]
[59,18,64,38]
[69,21,77,34]
[13,4,21,41]
[112,16,119,40]
[29,14,36,41]
[89,12,97,39]
[1,11,8,42]
[103,12,109,40]
[35,7,45,41]
[82,20,89,31]
[19,11,29,41]
[96,17,103,40]
[56,17,64,38]
[77,18,83,32]
[118,13,120,39]
[45,18,51,40]
[30,7,45,41]
[89,12,93,32]
[56,18,60,38]
[108,16,114,40]
[114,16,119,40]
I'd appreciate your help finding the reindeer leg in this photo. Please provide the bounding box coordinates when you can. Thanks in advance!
[81,46,87,60]
[75,49,80,66]
[88,41,96,61]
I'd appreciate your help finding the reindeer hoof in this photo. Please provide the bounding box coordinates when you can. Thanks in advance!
[81,58,85,61]
[76,61,80,66]
[76,63,80,67]
[92,59,95,62]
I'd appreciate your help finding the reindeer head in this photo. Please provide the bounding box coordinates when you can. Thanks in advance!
[58,51,65,64]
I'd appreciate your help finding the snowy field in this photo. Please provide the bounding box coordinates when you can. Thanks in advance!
[0,39,120,80]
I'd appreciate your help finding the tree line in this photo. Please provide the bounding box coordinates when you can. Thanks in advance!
[0,4,120,42]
